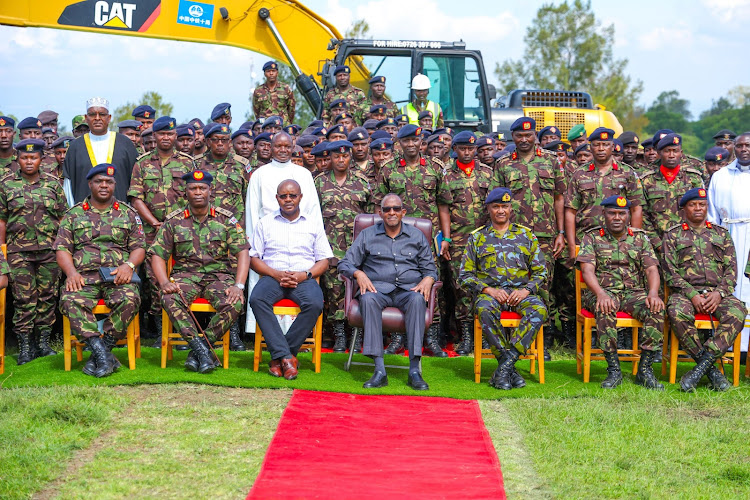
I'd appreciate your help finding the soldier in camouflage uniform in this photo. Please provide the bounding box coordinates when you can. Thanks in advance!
[441,131,493,355]
[315,140,372,351]
[0,139,67,364]
[55,164,145,377]
[458,187,548,390]
[618,132,642,170]
[151,170,250,374]
[364,138,393,189]
[576,195,664,390]
[321,65,367,126]
[662,188,745,392]
[363,76,398,119]
[374,124,451,356]
[253,61,296,125]
[650,129,709,181]
[48,136,73,183]
[128,117,193,344]
[0,116,15,172]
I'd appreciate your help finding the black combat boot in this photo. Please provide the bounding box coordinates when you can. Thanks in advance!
[706,364,731,392]
[332,321,347,353]
[353,328,363,353]
[679,350,714,392]
[16,333,35,365]
[152,312,165,348]
[424,324,448,357]
[560,320,575,349]
[454,322,473,356]
[543,329,553,361]
[490,347,520,390]
[229,320,246,351]
[187,337,216,374]
[102,333,122,371]
[635,350,663,390]
[384,333,405,355]
[37,330,57,357]
[601,351,623,389]
[84,336,114,378]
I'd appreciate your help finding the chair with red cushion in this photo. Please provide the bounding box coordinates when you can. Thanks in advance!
[161,297,230,369]
[473,311,544,384]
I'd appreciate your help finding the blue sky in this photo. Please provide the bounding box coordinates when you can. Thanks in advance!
[1,0,748,128]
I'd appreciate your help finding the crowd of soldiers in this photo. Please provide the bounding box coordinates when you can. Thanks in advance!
[1,59,747,392]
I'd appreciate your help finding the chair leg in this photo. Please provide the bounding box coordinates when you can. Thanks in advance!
[733,332,742,387]
[253,327,262,372]
[63,316,72,371]
[537,326,545,384]
[474,315,482,383]
[0,319,5,375]
[223,331,229,369]
[583,325,592,383]
[669,330,678,384]
[134,313,141,358]
[631,327,639,376]
[127,319,136,370]
[161,309,169,369]
[314,314,322,373]
[575,320,582,374]
[344,327,356,372]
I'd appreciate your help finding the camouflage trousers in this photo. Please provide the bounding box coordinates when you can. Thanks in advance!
[322,265,346,323]
[445,244,472,324]
[475,293,547,356]
[583,289,664,353]
[59,280,140,339]
[143,258,162,317]
[552,257,575,323]
[161,272,242,343]
[667,292,745,358]
[8,250,60,338]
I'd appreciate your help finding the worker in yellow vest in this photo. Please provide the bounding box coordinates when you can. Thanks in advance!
[401,74,444,129]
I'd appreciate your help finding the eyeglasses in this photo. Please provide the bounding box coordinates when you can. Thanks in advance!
[86,112,108,118]
[277,194,299,200]
[382,206,402,212]
[211,138,230,144]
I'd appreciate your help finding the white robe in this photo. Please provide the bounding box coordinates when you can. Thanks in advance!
[244,160,323,332]
[707,159,750,351]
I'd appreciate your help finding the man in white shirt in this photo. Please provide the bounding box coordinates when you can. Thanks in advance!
[249,179,332,380]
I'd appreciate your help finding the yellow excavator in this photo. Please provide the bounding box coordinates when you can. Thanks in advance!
[0,0,622,137]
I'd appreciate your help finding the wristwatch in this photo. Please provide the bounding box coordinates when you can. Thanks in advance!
[235,283,245,290]
[125,261,135,271]
[306,271,313,280]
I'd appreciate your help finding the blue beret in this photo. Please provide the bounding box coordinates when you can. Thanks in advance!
[17,117,43,130]
[15,139,46,154]
[425,134,445,145]
[311,141,330,157]
[600,195,630,209]
[421,128,433,137]
[432,128,452,137]
[452,131,477,146]
[396,124,423,139]
[297,135,317,147]
[574,143,590,155]
[505,143,517,153]
[363,119,380,130]
[132,105,156,118]
[0,116,15,128]
[538,125,560,139]
[618,131,639,145]
[328,140,354,154]
[152,116,176,132]
[543,140,570,152]
[679,187,708,207]
[87,163,116,180]
[334,112,354,124]
[188,118,204,129]
[51,136,74,149]
[493,149,511,160]
[140,127,153,137]
[485,187,512,205]
[309,120,324,128]
[369,75,386,85]
[263,61,278,72]
[117,120,142,130]
[262,116,283,129]
[612,139,623,153]
[253,132,273,144]
[329,99,347,110]
[347,128,369,142]
[182,170,213,184]
[231,128,251,140]
[333,65,350,75]
[210,102,231,121]
[652,129,673,146]
[369,104,387,114]
[641,138,654,149]
[418,110,434,120]
[204,123,231,137]
[238,121,254,131]
[375,118,396,129]
[369,138,393,151]
[395,114,409,123]
[176,124,195,138]
[588,127,615,142]
[370,130,390,141]
[705,146,729,162]
[510,116,536,132]
[311,127,328,137]
[657,133,682,151]
[477,136,495,148]
[713,129,736,141]
[292,146,304,158]
[283,124,300,135]
[326,125,346,138]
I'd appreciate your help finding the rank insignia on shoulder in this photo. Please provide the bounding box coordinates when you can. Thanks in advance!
[682,223,689,230]
[599,228,605,236]
[113,201,120,210]
[705,221,712,228]
[82,202,90,211]
[627,227,633,236]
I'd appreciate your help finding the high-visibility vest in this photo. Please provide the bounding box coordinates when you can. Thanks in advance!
[401,101,440,124]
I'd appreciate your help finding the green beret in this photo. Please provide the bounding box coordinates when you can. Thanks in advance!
[567,124,586,141]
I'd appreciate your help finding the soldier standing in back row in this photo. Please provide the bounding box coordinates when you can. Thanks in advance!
[253,61,296,125]
[322,65,367,126]
[363,76,398,119]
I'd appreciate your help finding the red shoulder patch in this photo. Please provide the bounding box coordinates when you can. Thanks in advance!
[682,223,689,231]
[210,206,216,217]
[705,221,712,229]
[399,158,406,167]
[627,227,633,236]
[420,157,426,166]
[612,161,619,170]
[588,164,595,171]
[535,147,542,157]
[599,228,605,237]
[113,201,119,210]
[184,209,190,218]
[511,151,518,161]
[82,202,89,211]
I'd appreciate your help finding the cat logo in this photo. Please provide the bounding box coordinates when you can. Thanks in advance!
[58,0,161,33]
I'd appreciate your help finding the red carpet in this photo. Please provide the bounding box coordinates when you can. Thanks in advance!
[248,390,505,500]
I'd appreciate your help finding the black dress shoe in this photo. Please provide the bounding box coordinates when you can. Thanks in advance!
[363,371,389,388]
[407,371,429,390]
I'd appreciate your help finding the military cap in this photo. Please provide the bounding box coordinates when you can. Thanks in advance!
[613,139,623,153]
[329,99,348,110]
[253,132,273,144]
[503,144,517,154]
[510,116,536,132]
[328,140,353,154]
[705,146,729,162]
[600,195,630,209]
[567,124,586,141]
[296,135,317,148]
[452,131,477,146]
[0,116,15,129]
[189,118,205,129]
[311,141,330,157]
[176,124,195,138]
[641,138,654,150]
[41,127,56,136]
[485,187,512,205]
[418,110,434,120]
[238,121,255,131]
[283,124,300,135]
[712,129,736,141]
[434,127,455,137]
[15,139,46,154]
[652,129,674,146]
[132,105,156,119]
[495,131,508,142]
[311,126,328,137]
[263,61,279,72]
[397,124,423,139]
[262,115,283,129]
[368,75,386,85]
[37,110,58,124]
[369,138,393,151]
[363,119,380,131]
[231,128,251,140]
[376,118,397,129]
[618,131,640,146]
[543,140,570,152]
[369,104,387,114]
[87,163,116,180]
[425,134,445,145]
[588,127,615,142]
[326,125,346,139]
[182,170,213,185]
[292,145,304,158]
[449,150,458,159]
[17,117,43,130]
[657,133,682,151]
[210,102,231,121]
[203,123,231,137]
[477,136,495,148]
[152,116,176,132]
[538,126,560,140]
[334,113,354,124]
[421,128,433,137]
[309,119,324,129]
[347,128,369,142]
[679,187,708,207]
[395,114,409,124]
[370,130,391,140]
[72,115,86,129]
[333,65,350,75]
[492,150,509,160]
[140,127,153,137]
[574,143,591,155]
[118,119,142,130]
[51,136,74,149]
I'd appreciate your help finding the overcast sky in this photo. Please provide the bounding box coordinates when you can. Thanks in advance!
[1,0,748,128]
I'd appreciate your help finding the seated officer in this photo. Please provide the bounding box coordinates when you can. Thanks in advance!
[151,170,250,374]
[248,179,332,381]
[662,188,745,392]
[576,195,665,390]
[458,188,548,390]
[55,164,145,378]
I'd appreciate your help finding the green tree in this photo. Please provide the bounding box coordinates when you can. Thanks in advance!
[644,90,691,134]
[344,19,372,39]
[727,85,750,108]
[699,97,733,119]
[111,91,174,130]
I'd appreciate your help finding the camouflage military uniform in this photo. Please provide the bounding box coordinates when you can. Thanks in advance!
[252,81,296,124]
[194,152,249,224]
[363,97,398,119]
[43,162,64,183]
[315,170,372,323]
[0,155,13,172]
[576,227,663,353]
[0,171,67,344]
[663,221,745,358]
[322,85,367,125]
[150,206,249,343]
[54,198,144,339]
[458,223,548,355]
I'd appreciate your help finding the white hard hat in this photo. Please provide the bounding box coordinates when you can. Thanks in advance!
[411,73,431,90]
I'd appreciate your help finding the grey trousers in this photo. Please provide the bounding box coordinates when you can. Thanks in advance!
[359,288,426,358]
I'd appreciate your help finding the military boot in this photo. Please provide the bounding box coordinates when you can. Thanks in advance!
[635,350,664,390]
[454,322,473,356]
[187,337,215,374]
[384,333,405,355]
[16,333,35,365]
[37,330,57,357]
[84,336,114,378]
[102,333,121,371]
[490,347,520,390]
[680,350,714,392]
[332,321,347,353]
[562,320,576,349]
[229,320,246,351]
[543,328,553,361]
[424,324,448,357]
[601,351,623,389]
[152,312,165,348]
[353,328,363,353]
[706,364,731,392]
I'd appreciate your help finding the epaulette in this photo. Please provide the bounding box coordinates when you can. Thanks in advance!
[470,225,486,235]
[136,151,152,161]
[39,171,60,182]
[665,223,684,233]
[686,154,704,163]
[683,167,704,177]
[630,227,645,233]
[585,226,603,234]
[166,208,184,220]
[431,156,446,169]
[193,152,206,162]
[232,153,250,166]
[177,151,195,161]
[639,168,658,178]
[214,206,234,218]
[0,171,15,183]
[65,202,85,214]
[117,200,138,214]
[539,149,556,159]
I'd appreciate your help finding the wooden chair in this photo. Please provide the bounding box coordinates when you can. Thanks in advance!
[160,299,230,369]
[252,297,323,373]
[0,245,6,374]
[63,299,141,371]
[473,311,544,384]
